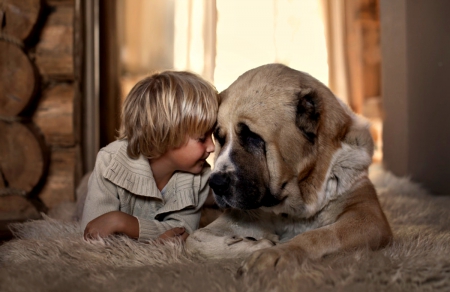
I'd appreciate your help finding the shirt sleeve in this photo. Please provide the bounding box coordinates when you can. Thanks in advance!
[80,149,120,233]
[136,167,212,242]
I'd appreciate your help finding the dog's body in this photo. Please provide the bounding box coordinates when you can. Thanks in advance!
[186,64,392,274]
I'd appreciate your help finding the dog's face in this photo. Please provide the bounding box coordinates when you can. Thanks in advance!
[210,64,354,213]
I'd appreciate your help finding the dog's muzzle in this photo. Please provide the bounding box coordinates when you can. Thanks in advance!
[209,171,281,209]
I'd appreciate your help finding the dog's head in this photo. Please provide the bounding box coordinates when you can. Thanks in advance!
[210,64,374,217]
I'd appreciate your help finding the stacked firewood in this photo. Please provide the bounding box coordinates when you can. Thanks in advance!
[0,0,81,232]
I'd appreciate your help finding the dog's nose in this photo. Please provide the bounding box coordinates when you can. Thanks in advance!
[209,172,230,195]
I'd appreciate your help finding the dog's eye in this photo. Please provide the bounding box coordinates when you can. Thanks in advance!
[238,123,265,153]
[213,127,226,147]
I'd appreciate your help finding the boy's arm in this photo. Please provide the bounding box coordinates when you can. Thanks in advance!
[84,188,210,241]
[136,207,202,241]
[83,210,197,241]
[84,211,139,239]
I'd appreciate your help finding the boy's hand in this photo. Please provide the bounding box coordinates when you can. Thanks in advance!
[158,227,189,242]
[84,211,139,240]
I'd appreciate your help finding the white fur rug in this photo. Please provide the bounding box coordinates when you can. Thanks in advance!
[1,166,450,292]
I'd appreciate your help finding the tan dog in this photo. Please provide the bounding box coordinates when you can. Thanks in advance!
[186,64,392,275]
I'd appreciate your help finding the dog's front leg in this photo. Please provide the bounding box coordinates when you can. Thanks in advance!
[238,181,393,274]
[186,209,279,259]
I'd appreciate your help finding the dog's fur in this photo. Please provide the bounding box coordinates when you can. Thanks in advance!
[186,64,392,274]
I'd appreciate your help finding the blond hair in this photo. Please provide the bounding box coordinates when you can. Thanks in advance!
[118,71,218,159]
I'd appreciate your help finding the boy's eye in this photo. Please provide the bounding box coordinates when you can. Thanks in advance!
[196,129,214,143]
[197,136,206,143]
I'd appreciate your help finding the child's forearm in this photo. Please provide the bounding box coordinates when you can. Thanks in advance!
[83,211,139,240]
[114,212,139,239]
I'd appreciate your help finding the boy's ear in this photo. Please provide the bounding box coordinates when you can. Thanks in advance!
[295,89,321,144]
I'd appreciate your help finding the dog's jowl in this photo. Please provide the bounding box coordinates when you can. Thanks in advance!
[186,63,392,275]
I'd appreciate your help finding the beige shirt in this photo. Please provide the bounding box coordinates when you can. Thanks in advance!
[80,140,211,242]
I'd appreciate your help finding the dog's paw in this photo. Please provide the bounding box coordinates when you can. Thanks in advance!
[237,246,305,276]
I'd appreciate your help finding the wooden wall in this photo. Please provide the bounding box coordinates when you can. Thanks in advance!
[0,0,81,237]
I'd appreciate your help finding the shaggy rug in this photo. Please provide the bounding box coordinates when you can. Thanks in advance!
[1,166,449,292]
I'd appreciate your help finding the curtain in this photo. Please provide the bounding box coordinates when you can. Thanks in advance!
[173,0,216,83]
[320,0,350,105]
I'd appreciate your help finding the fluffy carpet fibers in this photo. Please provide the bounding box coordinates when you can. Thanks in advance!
[1,166,450,292]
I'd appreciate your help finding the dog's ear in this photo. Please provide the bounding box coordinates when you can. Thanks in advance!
[218,89,228,106]
[296,89,321,144]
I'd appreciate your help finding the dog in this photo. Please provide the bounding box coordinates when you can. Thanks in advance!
[186,64,392,275]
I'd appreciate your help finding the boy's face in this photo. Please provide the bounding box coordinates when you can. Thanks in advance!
[165,131,215,174]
